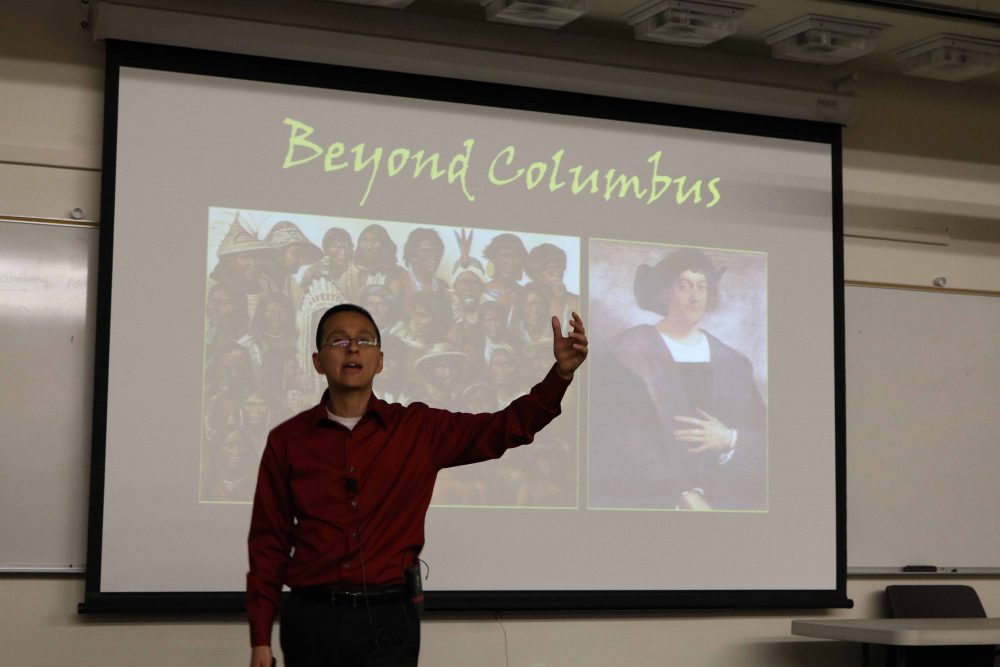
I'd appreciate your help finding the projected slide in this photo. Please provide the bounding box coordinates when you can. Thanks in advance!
[87,42,844,608]
[200,208,580,508]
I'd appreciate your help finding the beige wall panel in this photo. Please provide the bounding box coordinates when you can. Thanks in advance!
[7,577,1000,667]
[844,72,1000,164]
[0,2,104,167]
[8,577,1000,667]
[0,163,101,219]
[845,236,1000,290]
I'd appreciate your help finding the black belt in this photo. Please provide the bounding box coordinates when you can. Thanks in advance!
[291,585,409,609]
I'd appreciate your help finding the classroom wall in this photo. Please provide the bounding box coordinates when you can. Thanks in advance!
[841,69,1000,289]
[2,576,998,667]
[3,2,999,666]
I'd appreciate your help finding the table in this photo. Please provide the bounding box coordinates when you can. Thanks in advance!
[792,618,1000,666]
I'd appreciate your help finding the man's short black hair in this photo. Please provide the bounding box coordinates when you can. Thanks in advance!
[315,303,382,351]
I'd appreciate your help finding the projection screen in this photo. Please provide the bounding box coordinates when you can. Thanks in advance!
[82,41,847,612]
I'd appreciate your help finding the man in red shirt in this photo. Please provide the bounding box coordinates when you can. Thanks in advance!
[248,303,588,667]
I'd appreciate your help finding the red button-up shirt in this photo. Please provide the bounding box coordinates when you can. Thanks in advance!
[246,365,571,646]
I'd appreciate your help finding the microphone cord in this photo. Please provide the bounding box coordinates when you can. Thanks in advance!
[350,475,410,654]
[496,610,511,667]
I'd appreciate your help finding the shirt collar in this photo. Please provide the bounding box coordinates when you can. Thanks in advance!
[310,389,390,428]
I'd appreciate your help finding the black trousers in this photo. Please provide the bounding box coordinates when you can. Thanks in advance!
[279,595,420,667]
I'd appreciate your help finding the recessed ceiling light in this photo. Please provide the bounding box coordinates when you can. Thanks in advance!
[622,0,753,48]
[483,0,588,29]
[893,33,1000,82]
[762,14,888,65]
[320,0,416,9]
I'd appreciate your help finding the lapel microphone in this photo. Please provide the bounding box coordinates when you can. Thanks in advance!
[346,477,359,493]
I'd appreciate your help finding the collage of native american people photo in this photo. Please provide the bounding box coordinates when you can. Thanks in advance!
[199,208,581,509]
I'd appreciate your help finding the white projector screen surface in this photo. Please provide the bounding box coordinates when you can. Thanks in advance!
[86,43,844,610]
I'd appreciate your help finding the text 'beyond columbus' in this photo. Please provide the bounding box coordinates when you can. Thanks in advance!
[281,118,723,209]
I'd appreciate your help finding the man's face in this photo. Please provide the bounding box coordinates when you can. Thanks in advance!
[356,229,384,267]
[411,305,433,337]
[208,286,239,327]
[482,308,503,339]
[312,311,384,394]
[262,301,288,333]
[521,291,547,328]
[326,238,352,267]
[363,292,391,322]
[448,323,479,358]
[667,269,708,327]
[231,253,263,288]
[283,245,305,272]
[540,260,566,293]
[493,247,523,281]
[427,357,462,391]
[454,271,483,305]
[220,432,250,470]
[489,350,517,388]
[413,240,442,276]
[242,394,270,426]
[213,348,250,393]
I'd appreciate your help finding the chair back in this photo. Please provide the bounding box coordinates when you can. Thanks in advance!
[886,585,987,619]
[885,585,996,667]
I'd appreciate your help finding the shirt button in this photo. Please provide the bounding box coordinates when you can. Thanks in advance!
[352,531,360,539]
[347,466,355,473]
[342,561,350,569]
[350,497,358,507]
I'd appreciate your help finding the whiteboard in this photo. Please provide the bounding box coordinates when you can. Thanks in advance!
[0,219,96,572]
[845,283,1000,571]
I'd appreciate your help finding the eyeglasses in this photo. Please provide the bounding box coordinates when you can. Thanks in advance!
[322,336,380,350]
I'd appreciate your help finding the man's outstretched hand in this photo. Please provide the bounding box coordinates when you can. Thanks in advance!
[552,311,588,380]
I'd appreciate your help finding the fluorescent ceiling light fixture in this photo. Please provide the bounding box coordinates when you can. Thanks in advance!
[483,0,588,29]
[622,0,753,47]
[763,14,887,65]
[893,33,1000,82]
[320,0,416,8]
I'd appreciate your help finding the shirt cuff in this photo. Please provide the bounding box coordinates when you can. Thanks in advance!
[249,617,273,648]
[718,429,738,464]
[247,592,275,647]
